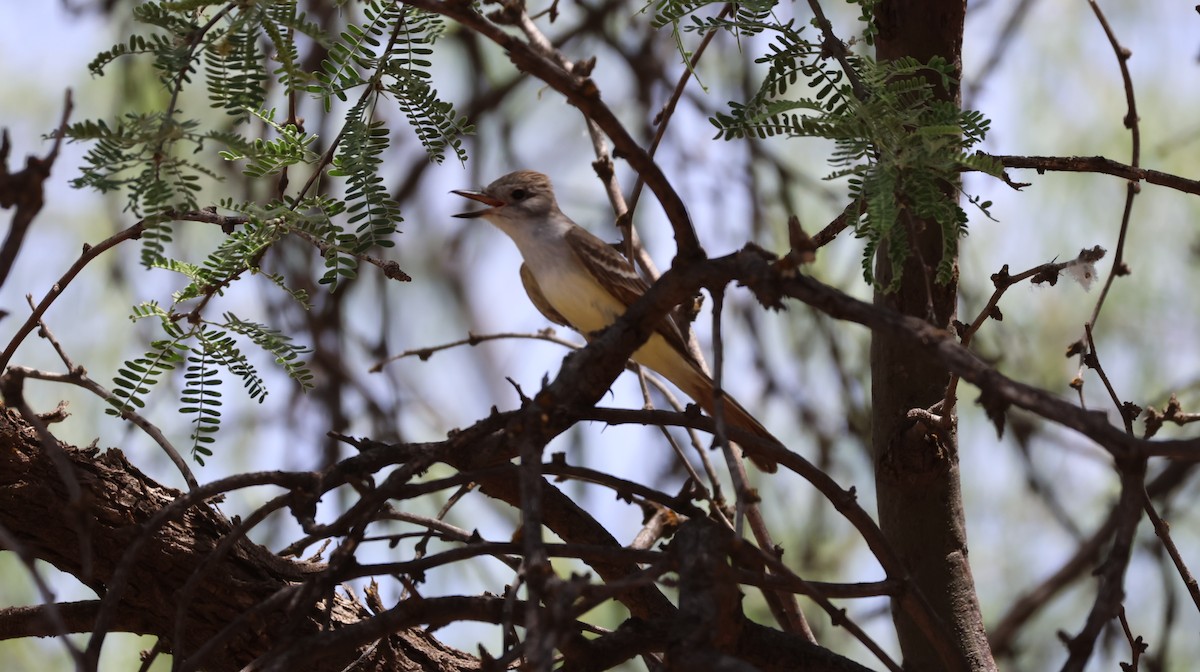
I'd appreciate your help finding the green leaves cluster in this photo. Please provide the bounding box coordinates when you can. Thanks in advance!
[65,115,215,265]
[73,1,475,461]
[303,3,473,283]
[652,0,776,36]
[76,3,319,237]
[312,2,470,164]
[670,2,1003,290]
[109,304,313,464]
[72,0,472,279]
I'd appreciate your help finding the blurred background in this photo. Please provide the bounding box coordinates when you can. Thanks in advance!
[1,1,1198,669]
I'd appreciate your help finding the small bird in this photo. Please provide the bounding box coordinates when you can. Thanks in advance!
[453,170,777,472]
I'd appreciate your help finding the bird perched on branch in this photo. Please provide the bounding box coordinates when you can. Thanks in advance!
[454,170,777,472]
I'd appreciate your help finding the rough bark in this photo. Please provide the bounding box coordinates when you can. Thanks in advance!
[0,408,476,672]
[870,1,997,670]
[0,406,885,672]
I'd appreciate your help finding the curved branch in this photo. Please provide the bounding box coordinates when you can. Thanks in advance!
[990,154,1200,196]
[399,0,702,261]
[0,221,147,372]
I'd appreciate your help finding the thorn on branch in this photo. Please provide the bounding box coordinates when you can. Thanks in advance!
[1065,340,1086,358]
[778,215,817,275]
[505,376,530,404]
[579,77,600,99]
[1142,394,1200,439]
[573,56,596,77]
[38,400,71,424]
[1120,401,1142,427]
[977,386,1009,438]
[997,168,1031,190]
[990,264,1012,288]
[485,0,524,25]
[1031,265,1059,286]
[381,260,412,281]
[843,485,858,506]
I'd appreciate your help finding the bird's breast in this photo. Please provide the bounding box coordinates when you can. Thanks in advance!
[532,259,626,335]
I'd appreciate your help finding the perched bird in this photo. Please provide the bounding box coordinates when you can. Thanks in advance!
[453,170,776,472]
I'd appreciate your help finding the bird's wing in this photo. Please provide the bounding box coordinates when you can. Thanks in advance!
[564,226,695,359]
[519,262,572,328]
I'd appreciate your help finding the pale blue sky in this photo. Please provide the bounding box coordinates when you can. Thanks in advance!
[2,2,1199,670]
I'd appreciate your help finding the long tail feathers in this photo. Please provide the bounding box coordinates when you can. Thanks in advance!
[684,375,778,473]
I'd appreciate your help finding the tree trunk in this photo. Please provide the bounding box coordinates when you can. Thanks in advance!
[870,1,997,670]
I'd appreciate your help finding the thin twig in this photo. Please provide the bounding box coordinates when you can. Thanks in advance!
[370,329,581,372]
[10,367,198,491]
[1060,462,1146,672]
[403,0,702,259]
[625,4,733,221]
[18,296,198,488]
[633,365,711,490]
[805,0,869,102]
[1083,323,1133,434]
[811,199,865,248]
[1140,490,1200,615]
[988,154,1200,195]
[0,524,85,668]
[1083,0,1140,336]
[0,222,147,372]
[941,247,1106,420]
[709,287,810,639]
[1116,607,1146,672]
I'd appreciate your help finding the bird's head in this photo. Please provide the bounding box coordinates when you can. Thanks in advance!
[452,170,561,227]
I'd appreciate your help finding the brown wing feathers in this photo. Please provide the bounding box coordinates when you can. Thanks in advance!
[563,228,778,472]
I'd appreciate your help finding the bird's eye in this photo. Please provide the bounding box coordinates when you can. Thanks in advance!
[510,188,528,201]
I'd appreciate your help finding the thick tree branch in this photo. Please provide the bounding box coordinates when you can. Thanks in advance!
[0,409,474,672]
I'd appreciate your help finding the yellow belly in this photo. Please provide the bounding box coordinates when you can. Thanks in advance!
[535,265,700,393]
[538,264,626,335]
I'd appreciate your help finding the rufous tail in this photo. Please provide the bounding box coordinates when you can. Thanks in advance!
[686,377,778,473]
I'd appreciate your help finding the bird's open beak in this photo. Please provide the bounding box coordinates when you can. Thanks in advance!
[451,189,504,218]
